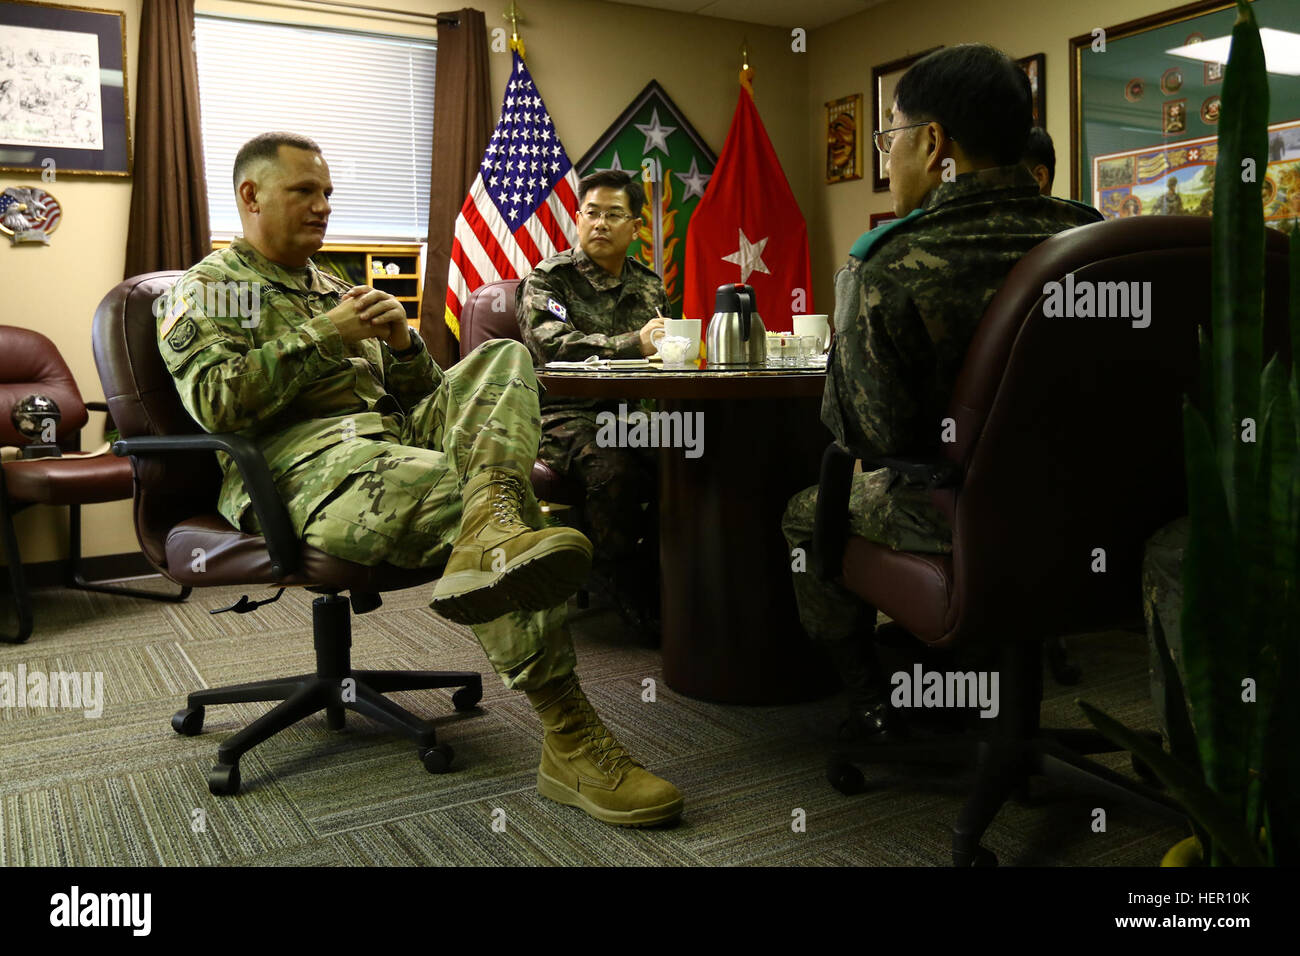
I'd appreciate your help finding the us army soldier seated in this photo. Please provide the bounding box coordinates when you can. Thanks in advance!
[157,132,682,826]
[516,169,670,633]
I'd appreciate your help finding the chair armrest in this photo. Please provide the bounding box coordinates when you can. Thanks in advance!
[811,443,962,581]
[811,442,856,580]
[111,433,300,579]
[859,455,962,490]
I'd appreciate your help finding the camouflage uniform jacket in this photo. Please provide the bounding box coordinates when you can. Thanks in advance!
[157,237,439,531]
[823,164,1103,461]
[516,246,670,417]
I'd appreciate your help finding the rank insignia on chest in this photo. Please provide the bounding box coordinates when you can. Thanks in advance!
[546,298,568,322]
[167,318,198,352]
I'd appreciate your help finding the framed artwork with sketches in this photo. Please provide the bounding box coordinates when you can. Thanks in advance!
[0,0,132,176]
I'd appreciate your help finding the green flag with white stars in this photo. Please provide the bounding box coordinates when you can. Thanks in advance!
[576,81,717,315]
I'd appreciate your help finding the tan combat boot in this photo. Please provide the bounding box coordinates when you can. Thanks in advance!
[430,469,592,625]
[527,675,684,827]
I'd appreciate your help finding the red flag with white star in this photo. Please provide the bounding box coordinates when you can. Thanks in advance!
[682,74,812,335]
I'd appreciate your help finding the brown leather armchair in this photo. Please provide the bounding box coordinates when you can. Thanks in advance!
[0,325,188,643]
[812,215,1292,865]
[91,272,482,796]
[459,278,580,504]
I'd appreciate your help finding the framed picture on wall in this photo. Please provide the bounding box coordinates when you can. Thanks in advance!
[0,0,132,176]
[825,93,863,184]
[871,46,941,192]
[869,210,898,229]
[1069,0,1300,208]
[1018,53,1046,126]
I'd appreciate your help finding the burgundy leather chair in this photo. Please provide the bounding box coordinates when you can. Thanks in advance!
[0,325,188,643]
[458,278,579,505]
[92,272,482,796]
[812,215,1292,865]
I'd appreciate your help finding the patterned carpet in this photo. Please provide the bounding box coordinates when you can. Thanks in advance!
[0,576,1184,867]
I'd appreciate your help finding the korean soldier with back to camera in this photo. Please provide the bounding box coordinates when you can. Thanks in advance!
[781,45,1103,740]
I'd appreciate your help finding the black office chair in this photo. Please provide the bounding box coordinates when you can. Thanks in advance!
[92,272,482,796]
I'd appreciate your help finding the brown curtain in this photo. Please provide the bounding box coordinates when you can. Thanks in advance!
[124,0,210,277]
[420,8,493,367]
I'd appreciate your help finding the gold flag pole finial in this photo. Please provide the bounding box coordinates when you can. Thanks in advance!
[505,0,525,59]
[739,39,754,96]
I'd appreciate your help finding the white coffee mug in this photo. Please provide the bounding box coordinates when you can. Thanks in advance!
[662,318,702,360]
[793,314,830,352]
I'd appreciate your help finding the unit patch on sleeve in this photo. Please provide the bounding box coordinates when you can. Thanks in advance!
[546,298,568,322]
[167,318,199,352]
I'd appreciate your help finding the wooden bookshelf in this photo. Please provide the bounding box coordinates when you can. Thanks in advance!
[211,241,424,331]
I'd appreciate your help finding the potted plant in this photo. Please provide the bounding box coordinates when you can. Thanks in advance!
[1077,0,1298,867]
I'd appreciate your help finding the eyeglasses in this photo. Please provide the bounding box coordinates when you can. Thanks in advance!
[581,206,635,226]
[872,122,931,153]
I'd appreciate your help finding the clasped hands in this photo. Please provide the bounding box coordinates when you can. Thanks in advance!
[325,286,411,351]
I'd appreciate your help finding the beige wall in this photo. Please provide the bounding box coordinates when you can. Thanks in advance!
[805,0,1180,309]
[2,0,1187,564]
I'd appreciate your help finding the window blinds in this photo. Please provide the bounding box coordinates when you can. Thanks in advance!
[195,15,436,241]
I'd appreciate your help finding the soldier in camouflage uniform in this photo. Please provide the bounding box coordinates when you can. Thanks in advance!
[158,133,682,826]
[780,46,1103,738]
[516,170,671,629]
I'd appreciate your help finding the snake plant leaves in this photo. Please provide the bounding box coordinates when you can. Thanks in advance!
[1078,700,1264,866]
[1211,0,1268,524]
[1147,594,1209,853]
[1181,402,1251,862]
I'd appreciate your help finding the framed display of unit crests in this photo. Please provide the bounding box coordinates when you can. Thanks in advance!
[1070,0,1300,219]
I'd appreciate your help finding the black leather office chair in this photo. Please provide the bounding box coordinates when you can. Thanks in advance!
[92,272,482,796]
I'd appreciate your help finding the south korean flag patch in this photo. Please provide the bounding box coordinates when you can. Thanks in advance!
[546,298,568,322]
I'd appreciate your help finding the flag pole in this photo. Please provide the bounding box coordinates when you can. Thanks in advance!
[505,0,525,59]
[643,159,664,278]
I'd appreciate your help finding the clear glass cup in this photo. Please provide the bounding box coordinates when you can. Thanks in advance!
[765,334,786,368]
[799,335,821,366]
[658,334,693,368]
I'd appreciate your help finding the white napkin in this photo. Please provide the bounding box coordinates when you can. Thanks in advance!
[545,356,654,370]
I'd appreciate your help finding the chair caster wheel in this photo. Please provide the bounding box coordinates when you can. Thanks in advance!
[826,757,865,795]
[452,686,482,712]
[420,744,455,773]
[172,706,204,736]
[1132,754,1162,787]
[953,845,997,867]
[208,762,240,796]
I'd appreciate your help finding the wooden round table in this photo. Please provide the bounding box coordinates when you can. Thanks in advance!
[538,365,839,704]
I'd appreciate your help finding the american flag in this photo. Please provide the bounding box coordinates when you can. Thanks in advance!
[444,52,580,339]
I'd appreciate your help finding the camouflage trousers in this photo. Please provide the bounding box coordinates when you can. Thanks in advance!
[781,468,953,643]
[274,339,577,690]
[539,404,657,564]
